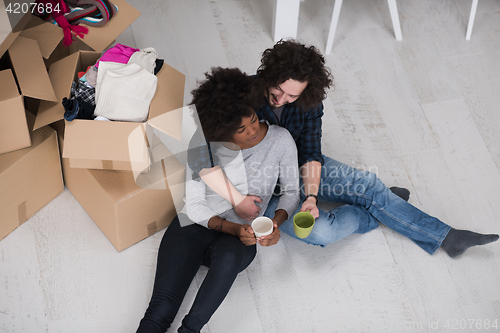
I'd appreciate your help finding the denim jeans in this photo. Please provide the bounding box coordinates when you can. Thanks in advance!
[137,215,257,333]
[264,155,451,254]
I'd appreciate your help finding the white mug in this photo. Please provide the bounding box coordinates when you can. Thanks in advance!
[251,217,274,238]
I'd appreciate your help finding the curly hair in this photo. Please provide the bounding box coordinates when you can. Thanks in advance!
[257,39,333,109]
[190,67,258,142]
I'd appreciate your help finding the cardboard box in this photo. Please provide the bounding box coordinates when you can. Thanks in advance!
[1,0,140,59]
[0,112,64,241]
[0,0,140,155]
[37,50,186,172]
[0,69,30,154]
[59,135,185,252]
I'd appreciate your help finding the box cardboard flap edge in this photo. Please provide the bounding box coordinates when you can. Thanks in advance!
[35,52,81,130]
[18,15,64,59]
[8,36,57,102]
[0,7,32,58]
[0,69,30,154]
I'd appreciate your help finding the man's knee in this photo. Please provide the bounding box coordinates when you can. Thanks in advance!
[308,208,364,245]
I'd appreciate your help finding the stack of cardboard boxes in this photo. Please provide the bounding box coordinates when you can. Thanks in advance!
[0,0,186,251]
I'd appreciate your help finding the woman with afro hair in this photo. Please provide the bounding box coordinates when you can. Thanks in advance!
[137,67,300,333]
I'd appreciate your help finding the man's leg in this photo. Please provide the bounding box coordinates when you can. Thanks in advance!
[317,155,498,255]
[264,195,379,246]
[178,233,257,333]
[137,216,217,333]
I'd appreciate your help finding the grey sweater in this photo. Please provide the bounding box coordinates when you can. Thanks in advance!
[184,124,300,228]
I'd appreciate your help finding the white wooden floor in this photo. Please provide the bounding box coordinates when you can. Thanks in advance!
[2,0,500,332]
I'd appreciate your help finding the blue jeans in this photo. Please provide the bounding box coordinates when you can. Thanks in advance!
[264,156,451,254]
[137,215,256,333]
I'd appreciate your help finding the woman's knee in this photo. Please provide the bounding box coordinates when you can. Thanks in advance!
[212,243,256,273]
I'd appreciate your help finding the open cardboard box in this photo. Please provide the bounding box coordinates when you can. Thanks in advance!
[0,0,141,155]
[0,111,64,241]
[35,49,186,172]
[1,0,140,59]
[59,133,185,252]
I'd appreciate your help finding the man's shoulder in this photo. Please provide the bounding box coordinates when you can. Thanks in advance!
[287,101,323,115]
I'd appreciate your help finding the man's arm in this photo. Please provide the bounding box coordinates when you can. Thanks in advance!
[295,103,324,218]
[300,160,321,218]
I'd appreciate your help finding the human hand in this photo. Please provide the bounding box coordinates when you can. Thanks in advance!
[301,197,319,218]
[257,222,280,247]
[236,224,257,246]
[234,195,262,221]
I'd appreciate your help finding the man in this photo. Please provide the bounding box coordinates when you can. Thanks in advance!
[190,40,498,258]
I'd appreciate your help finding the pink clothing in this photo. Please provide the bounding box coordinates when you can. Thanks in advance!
[95,43,140,68]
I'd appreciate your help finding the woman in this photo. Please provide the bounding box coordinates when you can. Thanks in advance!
[136,67,300,333]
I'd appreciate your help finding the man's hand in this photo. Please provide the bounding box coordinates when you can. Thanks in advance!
[234,195,262,221]
[236,224,257,246]
[300,196,319,218]
[257,222,280,246]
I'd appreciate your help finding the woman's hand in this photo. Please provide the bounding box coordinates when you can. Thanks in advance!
[234,195,262,221]
[300,196,319,218]
[257,222,280,246]
[236,224,257,246]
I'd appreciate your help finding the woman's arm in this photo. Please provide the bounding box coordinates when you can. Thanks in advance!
[188,129,261,220]
[185,172,257,246]
[199,166,262,220]
[207,215,256,246]
[184,175,221,228]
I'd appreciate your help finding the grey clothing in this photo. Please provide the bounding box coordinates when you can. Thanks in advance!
[184,124,300,228]
[272,105,285,123]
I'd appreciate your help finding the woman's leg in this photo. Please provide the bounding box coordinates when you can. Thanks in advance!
[137,216,219,333]
[178,233,257,333]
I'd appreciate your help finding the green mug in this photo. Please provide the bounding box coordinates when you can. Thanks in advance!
[293,210,315,238]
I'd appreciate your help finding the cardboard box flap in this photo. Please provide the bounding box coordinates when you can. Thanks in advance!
[149,64,185,122]
[63,120,146,163]
[19,16,64,59]
[8,36,57,102]
[0,4,32,58]
[79,0,140,52]
[35,52,80,130]
[0,69,20,101]
[0,111,52,174]
[0,70,30,154]
[0,30,19,61]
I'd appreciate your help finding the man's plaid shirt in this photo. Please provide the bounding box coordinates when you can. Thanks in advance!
[187,99,324,175]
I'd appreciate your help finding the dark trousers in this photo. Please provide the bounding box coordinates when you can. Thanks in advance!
[137,215,257,333]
